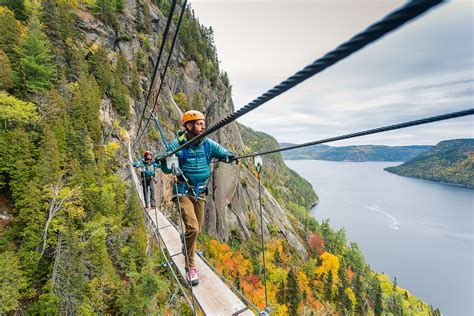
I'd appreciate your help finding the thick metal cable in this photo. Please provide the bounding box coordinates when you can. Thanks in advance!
[256,169,269,313]
[136,0,178,138]
[233,109,474,160]
[158,0,444,160]
[135,0,188,146]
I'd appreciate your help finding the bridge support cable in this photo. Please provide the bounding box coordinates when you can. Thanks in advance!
[254,156,270,316]
[135,0,188,147]
[136,0,178,138]
[158,0,445,161]
[233,109,474,160]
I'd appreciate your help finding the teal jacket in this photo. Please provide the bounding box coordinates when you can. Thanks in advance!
[161,136,231,195]
[133,159,160,177]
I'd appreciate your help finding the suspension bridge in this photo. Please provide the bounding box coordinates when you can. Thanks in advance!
[128,0,472,315]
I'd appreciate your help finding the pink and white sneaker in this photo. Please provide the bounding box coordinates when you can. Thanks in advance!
[186,268,199,286]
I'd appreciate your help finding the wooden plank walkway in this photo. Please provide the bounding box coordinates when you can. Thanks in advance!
[128,145,255,315]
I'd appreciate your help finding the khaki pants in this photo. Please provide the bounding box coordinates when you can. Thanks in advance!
[178,194,205,269]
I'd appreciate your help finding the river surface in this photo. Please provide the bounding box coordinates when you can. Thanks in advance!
[285,160,473,316]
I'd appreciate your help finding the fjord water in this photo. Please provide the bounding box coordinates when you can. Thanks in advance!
[285,160,473,316]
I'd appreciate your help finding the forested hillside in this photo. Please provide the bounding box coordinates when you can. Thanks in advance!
[385,139,474,188]
[280,143,431,162]
[0,0,440,314]
[0,1,175,314]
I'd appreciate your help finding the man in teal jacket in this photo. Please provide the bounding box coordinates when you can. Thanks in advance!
[160,110,236,286]
[133,151,160,209]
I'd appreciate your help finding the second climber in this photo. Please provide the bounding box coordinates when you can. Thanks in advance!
[133,150,160,209]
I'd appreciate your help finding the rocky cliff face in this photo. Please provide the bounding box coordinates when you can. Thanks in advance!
[76,0,308,257]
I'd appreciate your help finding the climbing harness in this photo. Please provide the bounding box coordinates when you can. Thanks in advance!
[174,134,212,199]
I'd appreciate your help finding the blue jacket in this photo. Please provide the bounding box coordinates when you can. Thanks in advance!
[161,137,231,195]
[133,159,160,177]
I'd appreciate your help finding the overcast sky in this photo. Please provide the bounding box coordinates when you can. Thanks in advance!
[189,0,473,146]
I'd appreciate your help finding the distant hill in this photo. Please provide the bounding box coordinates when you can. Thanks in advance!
[385,139,474,188]
[280,143,432,162]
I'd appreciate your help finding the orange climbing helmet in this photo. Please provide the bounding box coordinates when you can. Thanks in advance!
[143,150,153,158]
[182,110,205,125]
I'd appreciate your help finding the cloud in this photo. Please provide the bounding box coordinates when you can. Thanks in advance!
[192,0,473,146]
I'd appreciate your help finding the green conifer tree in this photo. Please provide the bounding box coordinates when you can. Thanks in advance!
[235,271,241,291]
[287,269,300,314]
[324,271,333,302]
[89,47,114,95]
[276,280,285,305]
[0,251,27,314]
[18,17,56,93]
[374,282,383,316]
[37,124,61,185]
[273,247,282,267]
[0,49,13,91]
[0,0,27,21]
[354,273,365,314]
[0,6,21,60]
[94,0,117,27]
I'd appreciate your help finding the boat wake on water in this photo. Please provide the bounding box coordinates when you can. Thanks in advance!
[366,205,400,230]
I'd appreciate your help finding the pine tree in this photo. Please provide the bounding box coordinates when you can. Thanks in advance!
[18,17,56,93]
[324,271,333,302]
[0,49,13,91]
[42,1,86,81]
[110,73,130,118]
[116,0,125,12]
[235,271,241,291]
[37,124,61,185]
[273,247,282,267]
[276,280,285,305]
[0,6,21,60]
[0,0,27,21]
[94,0,117,27]
[135,0,151,33]
[287,269,300,315]
[336,264,352,313]
[89,46,114,95]
[354,273,365,314]
[0,251,27,313]
[374,282,383,316]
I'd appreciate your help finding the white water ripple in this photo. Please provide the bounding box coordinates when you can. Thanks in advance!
[366,205,400,230]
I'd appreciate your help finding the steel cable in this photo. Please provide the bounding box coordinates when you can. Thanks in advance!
[233,109,474,160]
[135,0,188,146]
[158,0,444,160]
[136,0,178,138]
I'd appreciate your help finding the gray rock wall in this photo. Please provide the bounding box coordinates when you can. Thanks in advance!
[77,0,307,259]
